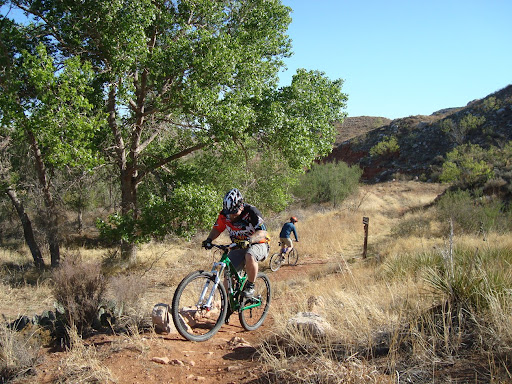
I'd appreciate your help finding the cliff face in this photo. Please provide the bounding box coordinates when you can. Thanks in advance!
[325,84,512,184]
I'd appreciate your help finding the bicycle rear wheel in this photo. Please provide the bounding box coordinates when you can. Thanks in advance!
[239,272,271,331]
[171,271,227,342]
[269,253,282,272]
[288,248,299,266]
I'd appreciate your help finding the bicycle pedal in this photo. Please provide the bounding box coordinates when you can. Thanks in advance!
[243,297,259,306]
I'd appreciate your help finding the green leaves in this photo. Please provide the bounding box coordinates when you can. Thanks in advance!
[97,183,220,242]
[265,69,347,169]
[369,136,399,157]
[18,44,104,168]
[440,144,494,187]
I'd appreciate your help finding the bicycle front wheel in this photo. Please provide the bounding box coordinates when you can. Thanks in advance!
[171,271,227,342]
[288,248,299,266]
[269,253,282,272]
[239,272,271,331]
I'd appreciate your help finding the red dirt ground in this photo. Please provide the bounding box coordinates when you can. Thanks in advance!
[28,260,325,384]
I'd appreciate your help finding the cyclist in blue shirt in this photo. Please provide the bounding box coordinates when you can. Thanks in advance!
[279,217,299,256]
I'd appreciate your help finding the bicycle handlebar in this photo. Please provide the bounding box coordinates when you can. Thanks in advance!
[206,242,262,251]
[209,244,232,251]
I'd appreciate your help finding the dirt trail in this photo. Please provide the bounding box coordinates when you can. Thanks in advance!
[32,262,317,384]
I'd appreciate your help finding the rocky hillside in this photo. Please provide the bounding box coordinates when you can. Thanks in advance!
[333,116,391,146]
[326,84,512,185]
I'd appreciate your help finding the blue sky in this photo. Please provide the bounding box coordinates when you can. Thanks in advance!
[3,1,510,120]
[279,0,512,119]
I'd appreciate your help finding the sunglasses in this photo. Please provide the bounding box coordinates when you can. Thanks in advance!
[223,204,243,216]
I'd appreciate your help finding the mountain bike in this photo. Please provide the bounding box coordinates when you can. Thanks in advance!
[269,241,299,272]
[171,244,271,342]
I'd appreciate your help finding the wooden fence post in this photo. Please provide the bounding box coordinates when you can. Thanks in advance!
[362,216,369,258]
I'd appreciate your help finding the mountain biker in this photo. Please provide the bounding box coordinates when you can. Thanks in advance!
[279,216,299,256]
[202,188,270,299]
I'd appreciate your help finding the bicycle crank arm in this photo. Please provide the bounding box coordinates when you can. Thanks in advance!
[241,296,262,310]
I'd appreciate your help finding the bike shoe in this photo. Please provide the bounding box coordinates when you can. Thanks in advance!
[242,285,255,299]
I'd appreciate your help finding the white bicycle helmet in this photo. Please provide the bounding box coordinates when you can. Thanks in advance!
[223,188,244,214]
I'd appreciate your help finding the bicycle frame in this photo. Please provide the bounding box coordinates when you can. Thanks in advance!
[206,246,262,313]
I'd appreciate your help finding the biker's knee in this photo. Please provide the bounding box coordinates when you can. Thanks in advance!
[245,252,257,265]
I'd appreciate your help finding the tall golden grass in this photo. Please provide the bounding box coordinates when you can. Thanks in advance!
[259,181,512,383]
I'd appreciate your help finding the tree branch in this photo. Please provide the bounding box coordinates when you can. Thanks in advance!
[136,142,208,183]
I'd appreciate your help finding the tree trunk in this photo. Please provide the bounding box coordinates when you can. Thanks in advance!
[120,167,138,264]
[27,129,60,267]
[120,240,137,265]
[5,187,45,269]
[47,221,60,267]
[106,78,145,265]
[77,209,83,234]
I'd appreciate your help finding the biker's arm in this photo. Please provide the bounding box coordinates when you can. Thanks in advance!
[207,227,222,242]
[202,227,222,249]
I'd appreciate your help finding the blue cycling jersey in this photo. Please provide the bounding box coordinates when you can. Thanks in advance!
[279,222,298,241]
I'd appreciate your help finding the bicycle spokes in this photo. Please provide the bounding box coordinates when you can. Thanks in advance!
[172,271,227,341]
[239,273,271,331]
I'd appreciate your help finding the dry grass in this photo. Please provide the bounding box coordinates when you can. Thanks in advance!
[256,348,393,384]
[0,249,53,321]
[3,180,512,383]
[55,326,115,383]
[0,321,42,382]
[269,257,431,348]
[257,182,512,383]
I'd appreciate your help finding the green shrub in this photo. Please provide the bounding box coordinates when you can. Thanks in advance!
[460,113,486,132]
[369,136,399,157]
[441,114,486,144]
[482,96,501,112]
[440,144,494,187]
[436,189,510,234]
[293,161,362,207]
[440,118,462,144]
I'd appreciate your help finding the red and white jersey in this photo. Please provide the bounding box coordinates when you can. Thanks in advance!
[213,203,266,242]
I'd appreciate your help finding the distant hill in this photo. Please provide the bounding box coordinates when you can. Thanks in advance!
[325,84,512,189]
[333,116,391,146]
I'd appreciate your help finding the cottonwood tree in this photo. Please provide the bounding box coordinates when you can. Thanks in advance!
[0,15,103,267]
[4,0,348,264]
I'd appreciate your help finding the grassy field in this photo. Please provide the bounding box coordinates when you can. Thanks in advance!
[2,180,512,383]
